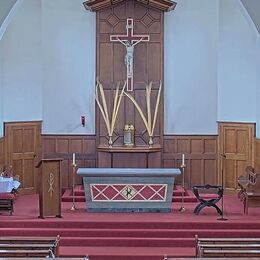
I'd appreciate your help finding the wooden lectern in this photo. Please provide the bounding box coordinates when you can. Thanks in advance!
[36,158,63,219]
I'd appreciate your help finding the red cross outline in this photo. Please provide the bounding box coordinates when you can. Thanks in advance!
[110,18,150,91]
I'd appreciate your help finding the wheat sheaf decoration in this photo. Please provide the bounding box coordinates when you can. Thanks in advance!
[124,82,162,146]
[95,81,126,146]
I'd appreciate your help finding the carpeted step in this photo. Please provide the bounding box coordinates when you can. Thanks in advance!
[62,196,86,202]
[59,246,195,259]
[62,185,197,202]
[3,220,260,230]
[59,236,195,247]
[62,195,197,203]
[2,227,260,240]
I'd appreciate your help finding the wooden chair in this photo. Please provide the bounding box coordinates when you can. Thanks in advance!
[195,235,260,258]
[237,166,256,199]
[0,235,60,258]
[0,192,15,215]
[237,166,260,214]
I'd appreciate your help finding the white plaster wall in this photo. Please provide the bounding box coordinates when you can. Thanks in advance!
[42,0,95,134]
[0,41,3,137]
[164,0,219,134]
[218,0,257,123]
[256,38,260,138]
[1,0,42,124]
[0,0,259,136]
[0,0,95,135]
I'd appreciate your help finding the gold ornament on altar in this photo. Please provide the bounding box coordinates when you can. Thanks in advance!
[124,82,162,147]
[95,81,126,147]
[123,124,135,146]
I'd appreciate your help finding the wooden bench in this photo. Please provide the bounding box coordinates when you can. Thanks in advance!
[0,235,60,258]
[237,166,260,214]
[195,235,260,258]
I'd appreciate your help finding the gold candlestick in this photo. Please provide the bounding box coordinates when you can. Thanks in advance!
[70,162,77,211]
[179,163,186,212]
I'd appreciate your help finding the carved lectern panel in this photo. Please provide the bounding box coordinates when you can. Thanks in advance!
[96,0,164,147]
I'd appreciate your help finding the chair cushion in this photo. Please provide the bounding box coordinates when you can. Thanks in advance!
[0,192,15,200]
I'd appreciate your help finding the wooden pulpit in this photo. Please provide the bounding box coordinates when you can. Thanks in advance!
[36,158,63,219]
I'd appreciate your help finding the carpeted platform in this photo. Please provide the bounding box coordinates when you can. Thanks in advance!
[61,185,198,203]
[0,189,260,259]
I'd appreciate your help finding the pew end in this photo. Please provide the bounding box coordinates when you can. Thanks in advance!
[195,235,260,258]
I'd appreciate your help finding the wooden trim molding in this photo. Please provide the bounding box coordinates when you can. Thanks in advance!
[83,0,177,12]
[42,135,96,188]
[255,138,260,172]
[0,137,5,171]
[163,135,218,188]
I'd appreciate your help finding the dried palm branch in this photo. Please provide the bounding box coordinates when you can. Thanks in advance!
[124,82,162,143]
[95,81,126,140]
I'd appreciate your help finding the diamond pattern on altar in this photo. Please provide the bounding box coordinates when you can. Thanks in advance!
[90,184,167,202]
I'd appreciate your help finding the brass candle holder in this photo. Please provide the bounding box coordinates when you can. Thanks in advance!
[70,156,77,211]
[179,161,186,213]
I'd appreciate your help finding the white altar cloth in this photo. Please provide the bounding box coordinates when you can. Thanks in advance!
[0,177,20,193]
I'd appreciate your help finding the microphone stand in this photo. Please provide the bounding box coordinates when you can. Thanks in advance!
[218,154,228,221]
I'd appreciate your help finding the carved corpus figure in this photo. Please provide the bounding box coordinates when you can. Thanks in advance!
[110,18,150,91]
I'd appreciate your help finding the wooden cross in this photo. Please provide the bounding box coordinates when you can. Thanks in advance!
[110,18,150,91]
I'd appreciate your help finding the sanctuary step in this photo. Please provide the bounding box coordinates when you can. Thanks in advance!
[2,194,260,260]
[62,185,198,203]
[2,219,260,259]
[59,246,195,259]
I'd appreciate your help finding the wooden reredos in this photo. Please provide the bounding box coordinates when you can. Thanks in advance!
[83,0,177,12]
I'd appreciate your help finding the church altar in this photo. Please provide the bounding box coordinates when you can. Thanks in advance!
[77,168,181,213]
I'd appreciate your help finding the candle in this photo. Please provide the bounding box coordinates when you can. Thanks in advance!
[182,154,185,165]
[72,153,75,165]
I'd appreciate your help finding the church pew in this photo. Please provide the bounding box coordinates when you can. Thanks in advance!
[0,235,60,258]
[0,249,53,257]
[195,235,260,258]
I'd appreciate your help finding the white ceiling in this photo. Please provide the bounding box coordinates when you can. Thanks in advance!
[0,0,17,28]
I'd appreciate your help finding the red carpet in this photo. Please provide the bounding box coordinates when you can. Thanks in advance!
[0,189,260,259]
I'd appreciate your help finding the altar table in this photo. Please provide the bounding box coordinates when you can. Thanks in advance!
[77,168,181,213]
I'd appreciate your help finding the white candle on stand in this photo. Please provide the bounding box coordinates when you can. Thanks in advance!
[72,153,75,165]
[182,154,185,165]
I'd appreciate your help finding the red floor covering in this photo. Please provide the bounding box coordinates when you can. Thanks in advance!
[0,192,260,259]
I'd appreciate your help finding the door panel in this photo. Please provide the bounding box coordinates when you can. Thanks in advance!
[219,123,254,192]
[5,122,41,195]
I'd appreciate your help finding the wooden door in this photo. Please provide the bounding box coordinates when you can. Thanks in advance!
[218,122,255,192]
[5,121,42,195]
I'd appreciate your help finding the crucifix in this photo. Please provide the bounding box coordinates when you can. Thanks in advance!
[110,18,150,91]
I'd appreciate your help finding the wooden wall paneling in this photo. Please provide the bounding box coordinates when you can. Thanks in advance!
[148,152,162,168]
[163,135,218,188]
[42,135,96,189]
[0,137,5,171]
[113,153,146,168]
[97,151,111,168]
[255,139,260,171]
[218,122,255,192]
